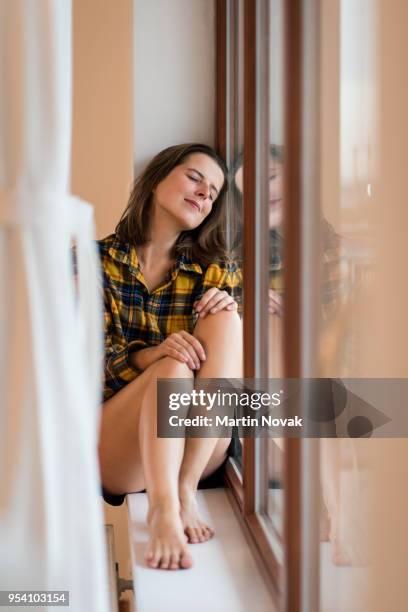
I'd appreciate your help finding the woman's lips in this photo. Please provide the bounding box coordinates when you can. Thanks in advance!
[184,198,201,211]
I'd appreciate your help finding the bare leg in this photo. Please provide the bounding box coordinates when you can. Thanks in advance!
[99,357,194,570]
[321,438,353,565]
[178,310,243,543]
[99,312,242,564]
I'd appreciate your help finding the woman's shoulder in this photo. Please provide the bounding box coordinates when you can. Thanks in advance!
[97,233,118,258]
[201,258,242,287]
[96,234,137,286]
[202,257,241,273]
[97,233,134,266]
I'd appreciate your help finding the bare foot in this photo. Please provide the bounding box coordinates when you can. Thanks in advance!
[179,487,214,544]
[331,538,367,567]
[145,504,193,570]
[320,512,331,542]
[331,540,352,566]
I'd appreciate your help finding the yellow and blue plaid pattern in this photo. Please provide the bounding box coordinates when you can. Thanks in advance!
[268,227,345,319]
[98,234,242,400]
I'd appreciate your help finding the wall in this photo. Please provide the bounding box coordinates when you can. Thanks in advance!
[71,0,216,235]
[71,0,135,585]
[71,0,134,239]
[133,0,216,176]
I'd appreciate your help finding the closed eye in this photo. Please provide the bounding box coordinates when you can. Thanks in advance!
[187,174,216,201]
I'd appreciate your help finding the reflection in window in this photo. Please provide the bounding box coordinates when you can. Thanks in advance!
[266,0,285,544]
[319,1,378,610]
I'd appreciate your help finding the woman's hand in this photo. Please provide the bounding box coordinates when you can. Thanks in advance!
[158,331,206,370]
[193,288,238,318]
[269,289,283,316]
[131,332,205,371]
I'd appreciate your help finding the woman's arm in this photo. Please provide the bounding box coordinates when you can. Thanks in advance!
[131,331,207,372]
[269,289,283,316]
[130,345,162,371]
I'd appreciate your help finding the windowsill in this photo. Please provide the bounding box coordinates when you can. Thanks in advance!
[320,540,370,612]
[126,488,276,612]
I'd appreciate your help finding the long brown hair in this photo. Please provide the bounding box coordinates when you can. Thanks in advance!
[115,143,230,266]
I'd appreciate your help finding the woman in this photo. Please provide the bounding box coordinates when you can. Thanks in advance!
[98,143,242,571]
[233,144,342,323]
[234,146,351,565]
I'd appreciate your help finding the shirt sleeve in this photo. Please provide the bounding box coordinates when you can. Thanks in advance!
[103,298,148,401]
[201,261,243,314]
[321,242,349,321]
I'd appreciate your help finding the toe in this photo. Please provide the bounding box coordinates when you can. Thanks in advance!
[191,528,200,544]
[184,527,191,542]
[204,526,214,540]
[197,527,206,543]
[147,553,160,569]
[180,551,193,569]
[146,545,161,569]
[202,527,210,541]
[160,551,171,570]
[185,527,197,543]
[169,553,180,570]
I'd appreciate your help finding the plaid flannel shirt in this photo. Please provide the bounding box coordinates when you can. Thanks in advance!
[268,226,346,320]
[98,234,242,400]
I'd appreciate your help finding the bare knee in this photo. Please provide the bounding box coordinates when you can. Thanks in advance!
[194,310,242,351]
[194,309,241,336]
[193,311,242,377]
[148,356,194,380]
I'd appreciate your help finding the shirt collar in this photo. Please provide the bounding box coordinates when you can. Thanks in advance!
[108,238,140,274]
[108,237,202,276]
[178,253,202,274]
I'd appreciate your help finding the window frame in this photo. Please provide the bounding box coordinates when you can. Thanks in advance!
[216,0,308,608]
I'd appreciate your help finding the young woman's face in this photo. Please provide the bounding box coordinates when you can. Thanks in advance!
[234,158,284,229]
[153,153,225,231]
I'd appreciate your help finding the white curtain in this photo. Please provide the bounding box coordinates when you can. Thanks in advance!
[0,2,110,610]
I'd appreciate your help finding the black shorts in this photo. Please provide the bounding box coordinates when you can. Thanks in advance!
[102,430,241,507]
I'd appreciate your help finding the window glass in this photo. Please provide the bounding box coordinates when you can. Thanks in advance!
[318,0,377,608]
[228,0,245,469]
[266,0,286,542]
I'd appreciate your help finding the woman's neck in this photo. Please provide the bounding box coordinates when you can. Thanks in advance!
[138,241,174,267]
[137,226,179,292]
[138,222,179,267]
